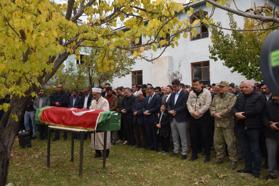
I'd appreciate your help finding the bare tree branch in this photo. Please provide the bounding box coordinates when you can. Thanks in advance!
[94,7,123,26]
[130,5,158,15]
[119,9,144,20]
[208,6,216,18]
[43,52,69,84]
[211,23,279,32]
[71,0,96,22]
[65,0,75,20]
[4,17,21,40]
[140,45,169,62]
[205,0,279,23]
[232,0,241,12]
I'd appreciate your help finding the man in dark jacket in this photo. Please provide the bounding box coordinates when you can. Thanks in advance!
[168,79,189,159]
[234,80,266,178]
[260,84,272,101]
[69,90,81,108]
[264,95,279,179]
[50,84,69,140]
[133,91,146,147]
[162,85,172,106]
[80,87,93,109]
[50,84,69,108]
[143,84,161,150]
[115,87,125,142]
[121,88,136,145]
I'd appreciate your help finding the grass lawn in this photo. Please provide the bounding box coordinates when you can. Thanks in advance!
[8,138,279,186]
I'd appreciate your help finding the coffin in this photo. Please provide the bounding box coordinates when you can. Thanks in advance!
[36,106,120,131]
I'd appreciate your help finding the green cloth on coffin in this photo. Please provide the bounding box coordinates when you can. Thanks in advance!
[35,108,43,125]
[96,111,121,132]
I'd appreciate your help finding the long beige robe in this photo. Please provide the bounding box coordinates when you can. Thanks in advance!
[90,96,111,150]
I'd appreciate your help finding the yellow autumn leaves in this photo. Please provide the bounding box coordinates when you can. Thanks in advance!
[0,0,77,98]
[0,0,204,98]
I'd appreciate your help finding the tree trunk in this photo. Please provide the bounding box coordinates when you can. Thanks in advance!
[0,97,28,186]
[87,67,93,87]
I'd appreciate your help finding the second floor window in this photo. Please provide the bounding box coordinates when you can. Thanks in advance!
[190,11,209,40]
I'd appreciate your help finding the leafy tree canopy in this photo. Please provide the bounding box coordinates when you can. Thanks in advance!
[0,0,194,102]
[210,11,278,81]
[81,48,135,86]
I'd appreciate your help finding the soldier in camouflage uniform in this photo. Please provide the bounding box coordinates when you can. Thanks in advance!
[210,81,238,169]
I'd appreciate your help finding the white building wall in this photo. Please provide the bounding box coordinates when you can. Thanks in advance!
[63,54,77,72]
[62,0,267,88]
[112,0,266,88]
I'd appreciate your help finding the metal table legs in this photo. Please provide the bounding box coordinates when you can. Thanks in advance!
[46,128,107,176]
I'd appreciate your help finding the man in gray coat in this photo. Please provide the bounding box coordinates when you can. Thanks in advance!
[34,89,50,140]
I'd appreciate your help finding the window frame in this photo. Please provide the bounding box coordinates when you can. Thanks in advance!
[190,11,209,41]
[191,61,210,85]
[131,70,143,86]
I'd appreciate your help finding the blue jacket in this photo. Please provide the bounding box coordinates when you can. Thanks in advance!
[143,94,161,124]
[133,98,145,125]
[168,91,189,122]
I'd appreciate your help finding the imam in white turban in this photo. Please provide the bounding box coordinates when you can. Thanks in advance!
[92,87,102,93]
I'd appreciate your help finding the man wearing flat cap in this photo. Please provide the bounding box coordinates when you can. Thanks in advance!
[90,87,111,158]
[210,81,238,169]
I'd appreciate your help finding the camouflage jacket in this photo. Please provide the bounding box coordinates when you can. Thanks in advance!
[210,92,236,128]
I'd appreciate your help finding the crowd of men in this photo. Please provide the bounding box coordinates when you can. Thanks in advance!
[15,79,279,180]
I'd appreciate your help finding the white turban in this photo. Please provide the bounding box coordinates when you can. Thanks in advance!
[92,87,102,93]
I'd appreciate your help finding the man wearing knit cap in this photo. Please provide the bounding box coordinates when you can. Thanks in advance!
[90,87,111,158]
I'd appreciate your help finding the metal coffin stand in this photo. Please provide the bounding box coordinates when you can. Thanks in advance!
[46,126,108,176]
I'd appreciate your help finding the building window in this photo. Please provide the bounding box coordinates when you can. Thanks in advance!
[191,61,210,85]
[190,11,209,40]
[132,70,143,86]
[76,54,85,65]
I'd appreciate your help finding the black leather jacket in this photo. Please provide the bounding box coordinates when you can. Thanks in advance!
[233,91,266,129]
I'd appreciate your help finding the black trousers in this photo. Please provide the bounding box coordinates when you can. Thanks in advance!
[120,114,128,141]
[118,114,125,141]
[190,114,211,157]
[238,128,262,176]
[158,135,170,152]
[123,114,135,145]
[144,121,157,150]
[37,124,48,140]
[134,123,145,147]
